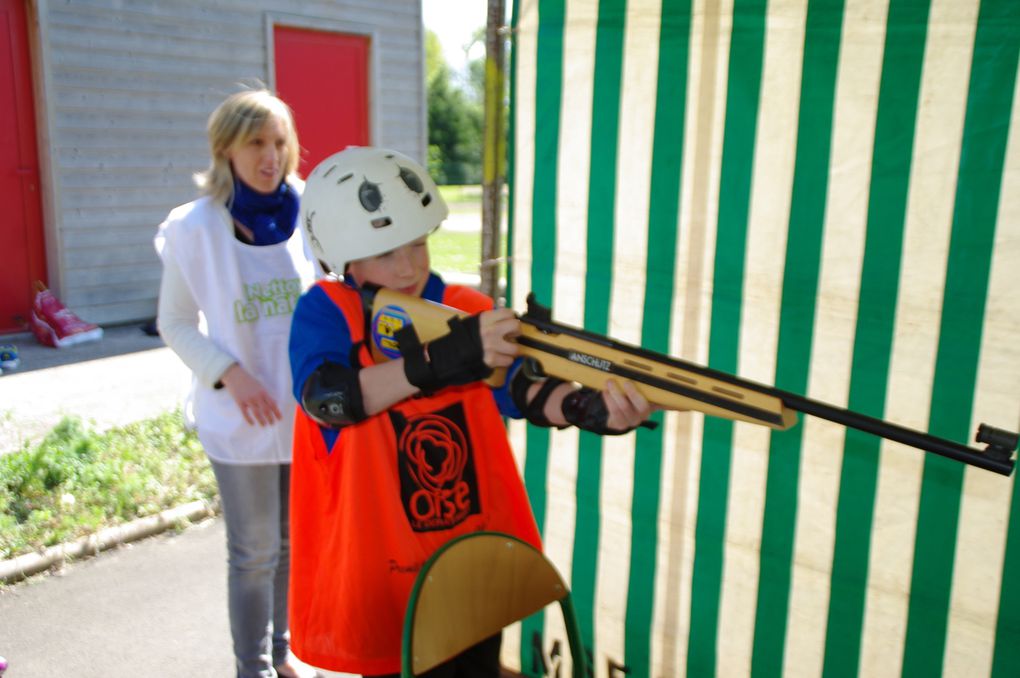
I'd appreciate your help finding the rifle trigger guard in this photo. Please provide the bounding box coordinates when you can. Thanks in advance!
[521,357,547,380]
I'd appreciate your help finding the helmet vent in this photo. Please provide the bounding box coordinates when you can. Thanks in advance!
[421,193,432,207]
[371,217,393,229]
[399,166,424,193]
[359,180,383,212]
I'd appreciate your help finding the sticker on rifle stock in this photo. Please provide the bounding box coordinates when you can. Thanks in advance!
[568,350,612,372]
[372,304,412,360]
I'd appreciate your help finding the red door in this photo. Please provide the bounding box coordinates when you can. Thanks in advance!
[273,26,371,177]
[0,0,45,333]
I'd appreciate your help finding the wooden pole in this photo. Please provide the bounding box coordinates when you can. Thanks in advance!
[481,0,507,301]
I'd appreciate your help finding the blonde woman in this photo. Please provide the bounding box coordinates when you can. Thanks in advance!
[155,89,319,678]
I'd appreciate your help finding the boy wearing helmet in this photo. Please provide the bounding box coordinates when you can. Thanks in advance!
[287,147,651,677]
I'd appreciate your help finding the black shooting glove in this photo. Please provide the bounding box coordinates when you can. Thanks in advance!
[398,315,493,396]
[562,386,657,435]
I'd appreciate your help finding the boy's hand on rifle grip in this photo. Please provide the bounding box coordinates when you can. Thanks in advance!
[478,307,522,369]
[557,379,655,435]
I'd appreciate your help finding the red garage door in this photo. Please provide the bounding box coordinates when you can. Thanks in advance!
[0,0,45,333]
[274,26,371,177]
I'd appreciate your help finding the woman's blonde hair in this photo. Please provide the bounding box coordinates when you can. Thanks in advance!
[195,89,301,203]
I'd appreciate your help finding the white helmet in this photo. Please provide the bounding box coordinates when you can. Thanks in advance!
[301,146,448,272]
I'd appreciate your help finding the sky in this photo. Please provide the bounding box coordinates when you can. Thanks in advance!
[422,0,489,75]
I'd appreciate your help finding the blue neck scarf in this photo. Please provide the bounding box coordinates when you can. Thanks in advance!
[228,178,299,246]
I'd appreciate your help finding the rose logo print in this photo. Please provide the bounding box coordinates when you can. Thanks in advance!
[391,404,480,532]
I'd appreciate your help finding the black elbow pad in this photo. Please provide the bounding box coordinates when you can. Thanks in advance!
[301,361,368,428]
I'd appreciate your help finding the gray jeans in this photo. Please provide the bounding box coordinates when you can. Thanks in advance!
[211,460,292,678]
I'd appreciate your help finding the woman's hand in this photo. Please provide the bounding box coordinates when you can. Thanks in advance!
[219,363,282,426]
[477,308,522,369]
[602,379,655,432]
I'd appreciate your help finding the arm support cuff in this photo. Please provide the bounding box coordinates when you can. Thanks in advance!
[301,360,368,428]
[397,314,492,395]
[510,361,567,428]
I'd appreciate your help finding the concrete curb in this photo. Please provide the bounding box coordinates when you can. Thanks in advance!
[0,499,218,585]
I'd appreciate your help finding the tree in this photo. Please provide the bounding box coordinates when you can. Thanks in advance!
[425,30,444,85]
[426,30,483,185]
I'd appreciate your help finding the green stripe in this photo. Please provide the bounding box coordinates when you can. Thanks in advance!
[904,1,1020,674]
[573,0,628,656]
[751,0,844,675]
[623,1,692,675]
[822,1,931,675]
[519,0,565,672]
[687,1,768,675]
[994,475,1020,678]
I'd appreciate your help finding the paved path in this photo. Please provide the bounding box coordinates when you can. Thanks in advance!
[0,323,237,676]
[0,324,190,454]
[0,518,234,677]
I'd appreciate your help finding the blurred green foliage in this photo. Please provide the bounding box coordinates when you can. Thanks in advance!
[0,411,216,561]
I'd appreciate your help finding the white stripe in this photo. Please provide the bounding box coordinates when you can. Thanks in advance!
[946,65,1020,677]
[608,0,657,347]
[553,0,598,322]
[784,0,889,673]
[719,0,808,673]
[594,465,634,677]
[504,0,541,668]
[543,426,580,675]
[660,0,734,673]
[595,0,662,672]
[652,412,704,677]
[504,421,528,670]
[510,0,540,314]
[861,0,978,672]
[546,1,596,673]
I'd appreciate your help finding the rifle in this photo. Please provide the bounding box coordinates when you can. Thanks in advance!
[360,286,1018,477]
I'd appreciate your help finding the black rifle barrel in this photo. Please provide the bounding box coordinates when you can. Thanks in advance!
[775,392,1015,476]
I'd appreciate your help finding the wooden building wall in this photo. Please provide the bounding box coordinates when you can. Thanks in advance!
[27,0,425,324]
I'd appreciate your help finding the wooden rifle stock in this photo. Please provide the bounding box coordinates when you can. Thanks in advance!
[362,286,1017,476]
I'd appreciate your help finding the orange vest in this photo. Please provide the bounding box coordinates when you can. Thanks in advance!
[289,280,541,675]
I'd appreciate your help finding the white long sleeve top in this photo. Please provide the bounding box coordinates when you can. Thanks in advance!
[154,194,318,464]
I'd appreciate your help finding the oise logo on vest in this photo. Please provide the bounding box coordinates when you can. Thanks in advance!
[390,404,481,532]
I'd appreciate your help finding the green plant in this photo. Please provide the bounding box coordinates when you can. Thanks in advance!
[0,411,216,561]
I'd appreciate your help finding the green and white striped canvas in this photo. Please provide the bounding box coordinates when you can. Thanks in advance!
[503,0,1020,676]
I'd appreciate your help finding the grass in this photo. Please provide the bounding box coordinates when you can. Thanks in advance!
[0,411,216,562]
[429,229,509,283]
[437,184,483,205]
[430,229,482,276]
[430,184,508,281]
[437,184,508,214]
